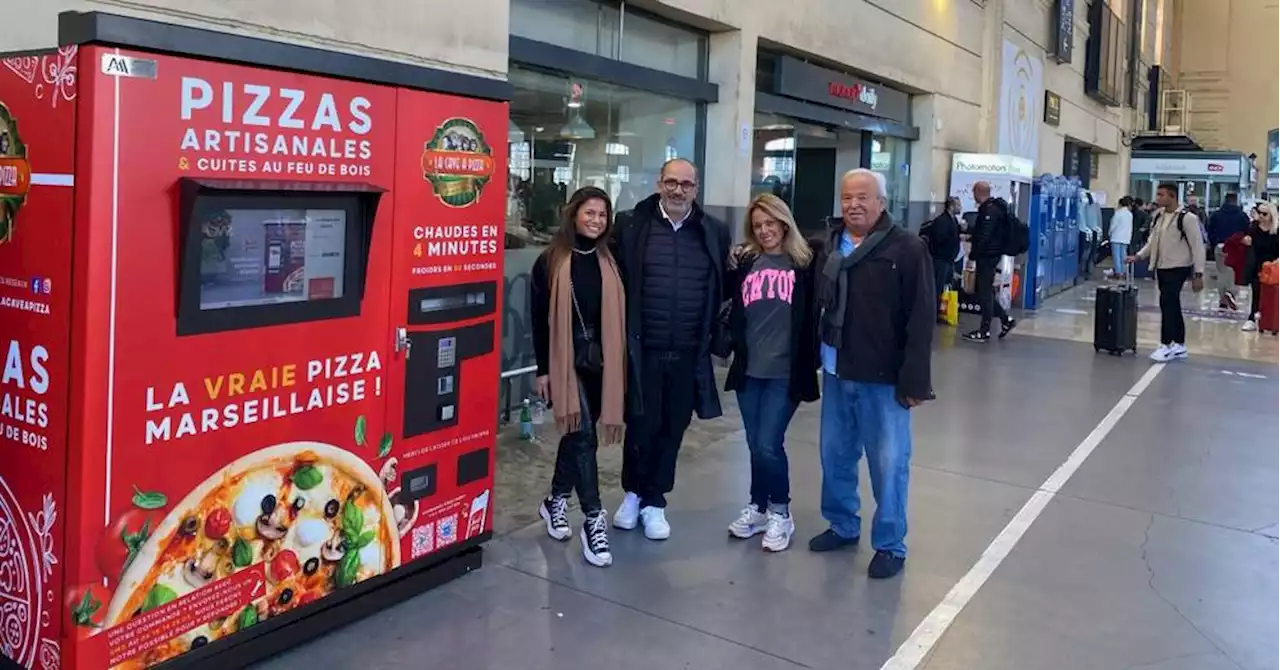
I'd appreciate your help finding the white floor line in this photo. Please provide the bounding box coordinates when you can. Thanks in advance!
[880,363,1167,670]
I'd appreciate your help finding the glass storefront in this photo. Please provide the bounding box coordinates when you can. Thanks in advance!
[871,135,911,224]
[502,69,703,385]
[749,115,913,233]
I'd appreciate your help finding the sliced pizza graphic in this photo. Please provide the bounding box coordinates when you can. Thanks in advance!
[102,442,400,668]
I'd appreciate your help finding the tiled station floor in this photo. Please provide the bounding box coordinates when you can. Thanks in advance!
[256,323,1278,670]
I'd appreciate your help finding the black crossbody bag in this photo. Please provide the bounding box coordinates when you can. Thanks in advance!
[570,283,604,374]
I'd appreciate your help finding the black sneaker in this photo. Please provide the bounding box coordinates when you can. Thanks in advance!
[539,496,571,541]
[999,318,1017,339]
[962,329,991,342]
[581,512,613,567]
[807,529,859,552]
[868,550,905,579]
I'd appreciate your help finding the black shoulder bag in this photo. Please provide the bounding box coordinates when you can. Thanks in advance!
[570,282,604,374]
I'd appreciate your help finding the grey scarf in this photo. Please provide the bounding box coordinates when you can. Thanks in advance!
[819,214,895,350]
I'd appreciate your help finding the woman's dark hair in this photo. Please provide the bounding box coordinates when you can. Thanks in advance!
[547,186,614,271]
[1118,196,1133,207]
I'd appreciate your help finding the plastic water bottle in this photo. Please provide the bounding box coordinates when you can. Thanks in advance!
[531,397,546,425]
[518,398,534,440]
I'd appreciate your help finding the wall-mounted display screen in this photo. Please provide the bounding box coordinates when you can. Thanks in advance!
[198,208,348,310]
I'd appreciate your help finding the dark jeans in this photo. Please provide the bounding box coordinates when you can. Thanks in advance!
[1156,266,1192,345]
[735,377,798,511]
[622,349,698,509]
[550,369,603,514]
[932,256,952,313]
[1250,278,1262,317]
[1078,232,1095,277]
[974,256,1008,332]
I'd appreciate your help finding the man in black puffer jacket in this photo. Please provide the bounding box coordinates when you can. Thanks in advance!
[963,181,1017,342]
[610,158,730,541]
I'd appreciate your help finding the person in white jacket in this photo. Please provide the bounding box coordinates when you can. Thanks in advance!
[1109,196,1134,280]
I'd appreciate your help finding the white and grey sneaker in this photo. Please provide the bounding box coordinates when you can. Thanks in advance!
[581,512,613,567]
[1243,317,1259,332]
[761,511,795,553]
[614,492,640,530]
[1149,344,1174,362]
[727,506,768,539]
[1169,343,1189,359]
[539,496,571,541]
[640,506,671,540]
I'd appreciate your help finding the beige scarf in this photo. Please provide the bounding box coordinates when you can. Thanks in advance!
[548,250,626,445]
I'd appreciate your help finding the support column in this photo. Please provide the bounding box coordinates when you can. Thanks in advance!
[978,0,1005,153]
[702,28,757,241]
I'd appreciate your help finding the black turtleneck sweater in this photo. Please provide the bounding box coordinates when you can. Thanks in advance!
[531,235,603,376]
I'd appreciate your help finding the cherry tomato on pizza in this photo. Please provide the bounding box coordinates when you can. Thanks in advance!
[96,508,162,584]
[204,507,232,539]
[268,549,301,583]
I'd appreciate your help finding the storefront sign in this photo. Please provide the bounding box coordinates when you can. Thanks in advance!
[1131,157,1241,177]
[1044,90,1061,126]
[773,56,910,124]
[950,153,1035,180]
[1051,0,1075,63]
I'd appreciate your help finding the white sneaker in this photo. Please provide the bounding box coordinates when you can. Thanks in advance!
[640,506,670,540]
[1243,318,1259,332]
[727,506,768,539]
[1149,344,1174,362]
[614,492,640,530]
[761,511,795,553]
[1169,343,1189,359]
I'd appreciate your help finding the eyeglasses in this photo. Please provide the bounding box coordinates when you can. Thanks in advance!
[661,178,698,192]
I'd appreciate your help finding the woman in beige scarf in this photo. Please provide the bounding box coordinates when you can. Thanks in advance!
[530,186,626,568]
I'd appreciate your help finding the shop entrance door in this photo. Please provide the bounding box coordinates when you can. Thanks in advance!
[382,89,506,561]
[793,147,837,232]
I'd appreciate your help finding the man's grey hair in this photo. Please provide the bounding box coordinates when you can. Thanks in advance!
[840,168,887,200]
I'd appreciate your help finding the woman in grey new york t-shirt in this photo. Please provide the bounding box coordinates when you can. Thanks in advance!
[723,194,821,553]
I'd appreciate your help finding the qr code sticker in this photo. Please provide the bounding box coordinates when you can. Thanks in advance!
[412,522,436,559]
[437,514,458,548]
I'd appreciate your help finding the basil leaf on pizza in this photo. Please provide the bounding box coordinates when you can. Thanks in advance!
[141,584,177,612]
[231,538,253,567]
[132,486,167,510]
[100,443,401,668]
[291,465,323,490]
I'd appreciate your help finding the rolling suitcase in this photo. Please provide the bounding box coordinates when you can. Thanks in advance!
[1094,266,1138,355]
[1259,283,1278,335]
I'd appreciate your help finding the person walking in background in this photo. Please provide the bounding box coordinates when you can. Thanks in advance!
[963,181,1017,342]
[1240,203,1279,332]
[1109,196,1134,280]
[722,194,820,553]
[1127,183,1206,362]
[809,169,934,579]
[1207,192,1250,311]
[531,186,628,567]
[612,158,730,541]
[920,196,962,321]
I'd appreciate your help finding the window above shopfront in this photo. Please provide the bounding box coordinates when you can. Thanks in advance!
[510,0,706,79]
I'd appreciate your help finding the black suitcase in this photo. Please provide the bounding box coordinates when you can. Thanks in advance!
[1094,280,1138,356]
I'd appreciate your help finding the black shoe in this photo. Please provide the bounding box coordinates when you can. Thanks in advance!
[868,550,906,579]
[999,318,1017,339]
[807,529,859,552]
[580,512,613,567]
[539,496,571,542]
[962,329,991,342]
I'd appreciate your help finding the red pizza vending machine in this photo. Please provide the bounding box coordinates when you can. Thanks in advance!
[0,12,508,670]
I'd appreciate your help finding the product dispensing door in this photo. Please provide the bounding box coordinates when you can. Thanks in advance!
[401,281,497,438]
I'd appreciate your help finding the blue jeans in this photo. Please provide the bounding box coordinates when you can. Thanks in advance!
[1111,242,1128,275]
[819,374,913,557]
[736,377,798,510]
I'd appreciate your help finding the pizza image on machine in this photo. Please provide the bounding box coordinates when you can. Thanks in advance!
[101,442,401,668]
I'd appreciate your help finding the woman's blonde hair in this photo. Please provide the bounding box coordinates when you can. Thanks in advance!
[741,193,813,267]
[1255,203,1278,234]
